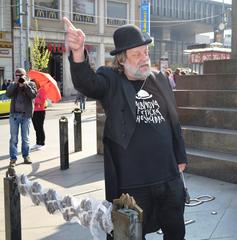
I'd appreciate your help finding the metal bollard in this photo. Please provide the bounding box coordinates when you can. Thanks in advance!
[4,173,22,240]
[59,116,69,170]
[112,193,143,240]
[73,108,82,152]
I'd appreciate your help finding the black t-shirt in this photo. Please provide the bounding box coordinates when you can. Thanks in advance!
[110,79,179,189]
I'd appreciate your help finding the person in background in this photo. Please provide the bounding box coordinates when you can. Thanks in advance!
[65,17,187,240]
[173,68,181,83]
[31,79,47,150]
[164,68,176,89]
[6,68,37,167]
[75,90,87,111]
[1,79,8,90]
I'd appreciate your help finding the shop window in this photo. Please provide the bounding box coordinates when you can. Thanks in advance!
[105,46,114,66]
[85,44,97,69]
[106,1,128,26]
[72,0,96,24]
[33,0,60,20]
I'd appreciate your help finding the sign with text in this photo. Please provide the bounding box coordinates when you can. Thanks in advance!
[15,0,21,26]
[160,58,169,73]
[189,51,230,64]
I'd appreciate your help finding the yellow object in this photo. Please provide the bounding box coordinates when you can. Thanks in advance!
[0,90,11,115]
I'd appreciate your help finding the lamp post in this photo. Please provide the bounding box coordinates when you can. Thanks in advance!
[19,0,24,67]
[25,0,30,71]
[19,0,30,70]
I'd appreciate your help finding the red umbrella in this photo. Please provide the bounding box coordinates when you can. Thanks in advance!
[28,70,62,103]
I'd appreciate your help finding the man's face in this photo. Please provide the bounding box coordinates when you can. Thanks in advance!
[123,45,151,80]
[15,72,23,79]
[15,72,26,85]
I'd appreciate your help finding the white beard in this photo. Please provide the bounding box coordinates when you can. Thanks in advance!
[124,60,151,80]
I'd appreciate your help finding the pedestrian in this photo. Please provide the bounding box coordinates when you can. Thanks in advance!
[6,68,37,167]
[173,67,181,83]
[75,91,86,111]
[1,79,8,90]
[64,18,187,240]
[31,79,47,150]
[164,68,176,89]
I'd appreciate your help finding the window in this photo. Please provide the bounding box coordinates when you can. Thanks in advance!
[105,46,114,66]
[85,44,97,68]
[34,0,60,20]
[107,1,128,26]
[72,0,96,23]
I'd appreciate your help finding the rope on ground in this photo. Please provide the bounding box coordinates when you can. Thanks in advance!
[185,195,215,207]
[15,174,113,240]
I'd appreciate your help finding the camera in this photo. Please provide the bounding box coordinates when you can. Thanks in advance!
[18,77,25,84]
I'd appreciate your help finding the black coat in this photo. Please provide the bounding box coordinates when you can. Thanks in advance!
[69,54,187,202]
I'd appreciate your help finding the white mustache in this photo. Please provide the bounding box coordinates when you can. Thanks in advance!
[139,62,150,68]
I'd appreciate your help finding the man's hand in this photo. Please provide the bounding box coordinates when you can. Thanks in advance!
[178,163,187,172]
[63,17,85,63]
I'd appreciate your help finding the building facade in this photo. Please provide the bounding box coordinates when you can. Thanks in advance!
[149,0,231,68]
[0,0,13,86]
[12,0,139,96]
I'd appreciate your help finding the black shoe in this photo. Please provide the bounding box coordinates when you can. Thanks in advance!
[23,156,32,164]
[9,159,16,167]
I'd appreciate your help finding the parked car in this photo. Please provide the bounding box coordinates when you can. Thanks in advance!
[0,90,11,116]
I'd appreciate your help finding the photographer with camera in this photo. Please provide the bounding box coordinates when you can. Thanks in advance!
[6,68,37,167]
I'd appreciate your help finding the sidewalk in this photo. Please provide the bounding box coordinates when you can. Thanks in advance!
[0,101,237,240]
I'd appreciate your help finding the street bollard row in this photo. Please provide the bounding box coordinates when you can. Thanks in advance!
[59,108,82,170]
[4,173,114,240]
[4,175,21,240]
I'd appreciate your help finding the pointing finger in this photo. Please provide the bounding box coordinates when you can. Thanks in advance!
[63,16,76,30]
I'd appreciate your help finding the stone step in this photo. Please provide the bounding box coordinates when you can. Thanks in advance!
[176,74,237,90]
[185,148,237,184]
[182,125,237,155]
[178,107,237,130]
[203,59,237,74]
[175,90,237,108]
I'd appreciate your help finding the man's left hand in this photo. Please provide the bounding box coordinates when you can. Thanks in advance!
[178,163,187,172]
[18,82,25,88]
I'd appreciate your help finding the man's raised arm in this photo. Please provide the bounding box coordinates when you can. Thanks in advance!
[63,17,85,63]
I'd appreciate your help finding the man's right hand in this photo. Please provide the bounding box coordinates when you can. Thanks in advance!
[63,17,85,63]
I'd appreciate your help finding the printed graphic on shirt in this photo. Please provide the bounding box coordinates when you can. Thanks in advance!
[136,89,165,124]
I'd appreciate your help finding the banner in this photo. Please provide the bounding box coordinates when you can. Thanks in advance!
[15,0,21,26]
[140,1,150,35]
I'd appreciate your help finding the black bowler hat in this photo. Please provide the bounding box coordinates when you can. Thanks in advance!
[110,24,152,56]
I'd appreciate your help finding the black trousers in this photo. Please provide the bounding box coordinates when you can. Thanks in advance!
[32,111,46,145]
[119,177,186,240]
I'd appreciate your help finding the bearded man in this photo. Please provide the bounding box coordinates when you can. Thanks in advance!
[64,17,187,240]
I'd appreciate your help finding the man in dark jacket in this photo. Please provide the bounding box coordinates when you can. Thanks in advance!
[7,68,37,167]
[64,17,187,240]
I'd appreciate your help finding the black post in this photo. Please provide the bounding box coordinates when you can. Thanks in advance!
[4,175,21,240]
[74,108,82,152]
[59,116,69,170]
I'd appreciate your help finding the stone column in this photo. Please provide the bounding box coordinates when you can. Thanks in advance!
[98,0,105,66]
[130,0,135,25]
[231,0,237,59]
